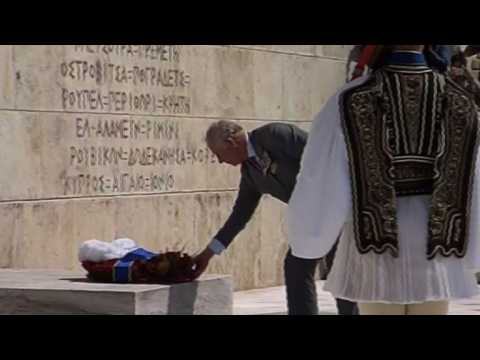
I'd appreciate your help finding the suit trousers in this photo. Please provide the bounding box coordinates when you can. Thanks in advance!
[284,249,358,315]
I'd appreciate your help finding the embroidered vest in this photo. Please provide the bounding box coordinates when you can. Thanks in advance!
[341,61,479,259]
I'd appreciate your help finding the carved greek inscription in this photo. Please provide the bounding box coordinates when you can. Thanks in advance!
[61,88,191,114]
[63,172,175,195]
[60,60,191,88]
[56,46,207,196]
[73,45,181,63]
[62,115,216,196]
[60,45,192,115]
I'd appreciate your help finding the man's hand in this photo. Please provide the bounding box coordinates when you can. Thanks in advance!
[192,247,215,278]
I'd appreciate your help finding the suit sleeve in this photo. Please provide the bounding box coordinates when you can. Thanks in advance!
[260,124,308,161]
[212,172,262,251]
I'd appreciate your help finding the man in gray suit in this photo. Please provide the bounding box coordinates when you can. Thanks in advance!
[193,120,358,315]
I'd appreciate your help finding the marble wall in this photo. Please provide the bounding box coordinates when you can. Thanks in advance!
[0,45,353,290]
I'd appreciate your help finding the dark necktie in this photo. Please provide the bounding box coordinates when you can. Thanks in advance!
[247,157,263,172]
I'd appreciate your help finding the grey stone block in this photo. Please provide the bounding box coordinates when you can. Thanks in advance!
[0,269,232,315]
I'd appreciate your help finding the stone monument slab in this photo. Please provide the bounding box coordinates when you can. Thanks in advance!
[0,269,232,315]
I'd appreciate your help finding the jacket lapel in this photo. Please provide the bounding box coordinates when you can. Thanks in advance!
[250,131,275,176]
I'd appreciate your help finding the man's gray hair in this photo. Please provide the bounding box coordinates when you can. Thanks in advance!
[206,120,244,147]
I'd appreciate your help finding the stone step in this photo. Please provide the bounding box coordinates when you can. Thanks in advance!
[233,281,480,315]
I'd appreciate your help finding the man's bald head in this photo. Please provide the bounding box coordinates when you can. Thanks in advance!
[206,120,244,149]
[205,120,248,166]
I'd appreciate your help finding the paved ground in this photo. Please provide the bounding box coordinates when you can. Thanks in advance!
[233,281,480,315]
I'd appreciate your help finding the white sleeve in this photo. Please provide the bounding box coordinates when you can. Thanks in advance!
[287,91,352,259]
[466,129,480,271]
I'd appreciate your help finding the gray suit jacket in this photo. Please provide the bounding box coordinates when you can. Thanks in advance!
[213,123,308,250]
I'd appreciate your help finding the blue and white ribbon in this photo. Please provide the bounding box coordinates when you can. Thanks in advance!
[113,248,157,283]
